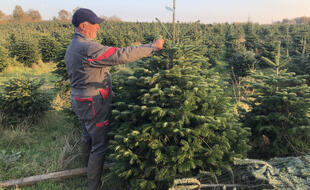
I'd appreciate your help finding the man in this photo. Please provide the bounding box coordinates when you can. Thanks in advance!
[65,8,164,190]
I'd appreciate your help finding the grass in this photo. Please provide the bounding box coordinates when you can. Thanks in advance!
[0,62,89,189]
[0,60,58,92]
[0,110,87,189]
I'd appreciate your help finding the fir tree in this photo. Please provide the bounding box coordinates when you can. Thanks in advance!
[225,25,257,82]
[203,26,225,66]
[278,24,291,58]
[241,42,310,158]
[38,34,60,62]
[10,38,39,67]
[109,33,250,189]
[225,25,243,60]
[287,55,310,85]
[256,26,280,68]
[0,76,51,125]
[290,27,309,56]
[244,22,259,52]
[0,46,8,72]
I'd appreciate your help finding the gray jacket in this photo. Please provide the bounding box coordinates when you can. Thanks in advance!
[65,32,154,97]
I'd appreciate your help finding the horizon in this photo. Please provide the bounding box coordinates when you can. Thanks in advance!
[1,0,310,24]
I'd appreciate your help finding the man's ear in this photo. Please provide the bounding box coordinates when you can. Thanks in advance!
[78,22,87,31]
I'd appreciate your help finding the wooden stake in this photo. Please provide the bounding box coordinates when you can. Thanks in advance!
[172,0,176,44]
[0,163,113,188]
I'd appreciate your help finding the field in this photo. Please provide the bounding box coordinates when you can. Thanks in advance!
[0,21,310,189]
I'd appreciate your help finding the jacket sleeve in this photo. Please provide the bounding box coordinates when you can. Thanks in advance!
[86,41,154,67]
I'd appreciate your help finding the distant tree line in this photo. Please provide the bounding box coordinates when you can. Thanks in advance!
[0,5,42,23]
[0,5,122,24]
[274,16,310,24]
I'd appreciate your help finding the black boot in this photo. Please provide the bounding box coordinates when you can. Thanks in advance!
[82,142,91,167]
[87,154,104,190]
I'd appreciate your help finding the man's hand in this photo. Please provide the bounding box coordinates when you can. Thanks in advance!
[152,39,164,51]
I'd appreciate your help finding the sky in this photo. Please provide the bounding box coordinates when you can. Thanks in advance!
[1,0,310,24]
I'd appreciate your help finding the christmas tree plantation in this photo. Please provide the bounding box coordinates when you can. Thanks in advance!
[108,37,250,190]
[241,43,310,159]
[242,71,310,159]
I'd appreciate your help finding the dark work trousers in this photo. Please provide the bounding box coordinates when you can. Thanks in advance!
[71,87,111,190]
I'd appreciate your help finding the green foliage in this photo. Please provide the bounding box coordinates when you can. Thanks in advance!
[278,24,291,58]
[10,37,40,67]
[255,27,282,68]
[229,50,257,81]
[241,72,310,158]
[38,35,60,62]
[241,47,310,158]
[203,28,225,66]
[0,76,51,125]
[244,22,259,52]
[225,24,244,60]
[290,27,308,56]
[99,22,144,47]
[261,41,289,75]
[53,40,70,83]
[287,55,310,85]
[225,25,257,81]
[109,36,250,189]
[0,46,9,72]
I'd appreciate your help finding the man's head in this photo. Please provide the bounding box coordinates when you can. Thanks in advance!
[72,8,104,39]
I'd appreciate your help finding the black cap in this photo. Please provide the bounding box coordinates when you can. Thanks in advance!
[72,8,104,27]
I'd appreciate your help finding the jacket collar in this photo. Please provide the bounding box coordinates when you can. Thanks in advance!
[74,32,92,41]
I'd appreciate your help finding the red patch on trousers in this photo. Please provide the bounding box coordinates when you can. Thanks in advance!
[74,96,95,117]
[96,120,109,127]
